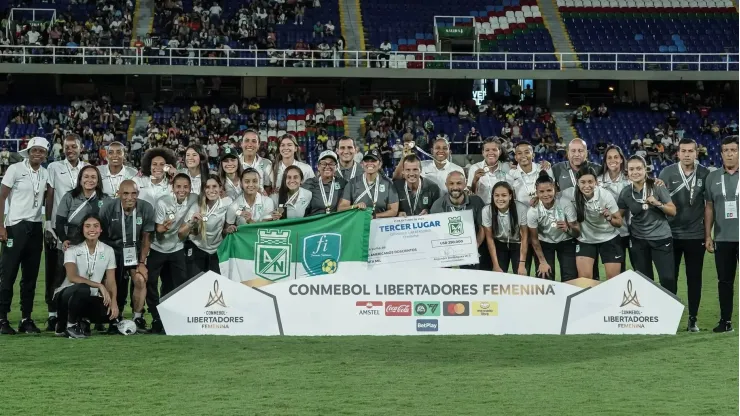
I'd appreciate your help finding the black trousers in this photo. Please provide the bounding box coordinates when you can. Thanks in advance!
[673,238,705,317]
[44,243,59,311]
[539,239,578,281]
[0,221,43,319]
[460,242,493,271]
[185,241,220,279]
[494,240,521,273]
[114,251,137,317]
[629,236,677,294]
[620,235,630,273]
[146,248,187,321]
[715,241,739,322]
[54,284,109,326]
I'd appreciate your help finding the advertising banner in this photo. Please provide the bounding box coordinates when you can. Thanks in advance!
[437,27,475,39]
[368,211,479,269]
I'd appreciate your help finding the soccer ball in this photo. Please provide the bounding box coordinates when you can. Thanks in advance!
[321,258,338,274]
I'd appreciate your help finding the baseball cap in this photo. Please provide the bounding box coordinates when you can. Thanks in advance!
[19,136,50,159]
[220,148,239,162]
[363,149,382,162]
[318,150,338,163]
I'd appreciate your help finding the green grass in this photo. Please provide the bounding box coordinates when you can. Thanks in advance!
[1,255,737,415]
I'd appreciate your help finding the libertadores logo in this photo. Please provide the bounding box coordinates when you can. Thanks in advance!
[443,301,470,316]
[205,280,226,308]
[356,301,383,316]
[620,280,642,308]
[385,301,412,316]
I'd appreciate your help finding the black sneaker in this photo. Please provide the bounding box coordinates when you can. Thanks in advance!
[45,316,58,332]
[149,319,164,334]
[713,320,733,333]
[106,323,122,335]
[0,319,16,335]
[134,317,147,334]
[81,320,92,337]
[66,324,87,339]
[54,321,67,337]
[94,322,106,333]
[18,319,41,334]
[687,316,699,332]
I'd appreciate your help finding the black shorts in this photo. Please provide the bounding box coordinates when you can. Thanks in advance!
[575,235,624,264]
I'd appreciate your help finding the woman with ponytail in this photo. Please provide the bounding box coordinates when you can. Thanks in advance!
[179,175,232,278]
[617,155,677,294]
[526,171,580,281]
[572,165,624,280]
[271,165,312,219]
[180,146,209,195]
[599,145,632,271]
[271,134,315,191]
[482,181,529,274]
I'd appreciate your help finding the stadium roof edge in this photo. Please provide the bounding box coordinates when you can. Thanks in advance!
[1,64,737,81]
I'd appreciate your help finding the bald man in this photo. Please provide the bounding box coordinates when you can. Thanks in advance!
[552,138,602,194]
[98,180,155,333]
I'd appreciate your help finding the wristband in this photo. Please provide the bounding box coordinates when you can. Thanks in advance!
[45,220,52,231]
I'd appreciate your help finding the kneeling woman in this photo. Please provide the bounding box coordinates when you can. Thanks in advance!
[180,175,232,278]
[573,166,624,280]
[618,155,677,293]
[53,214,118,338]
[527,171,580,281]
[226,168,280,232]
[483,181,529,274]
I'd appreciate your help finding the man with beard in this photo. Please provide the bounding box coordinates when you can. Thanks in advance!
[302,150,347,215]
[335,136,364,181]
[394,155,440,216]
[339,149,399,218]
[99,141,138,197]
[240,130,273,193]
[659,138,710,332]
[419,137,465,196]
[44,134,87,331]
[430,171,486,269]
[99,180,154,333]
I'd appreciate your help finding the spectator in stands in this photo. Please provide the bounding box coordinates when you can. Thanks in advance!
[324,20,334,36]
[697,143,708,162]
[294,3,305,24]
[501,122,512,140]
[379,40,392,68]
[666,111,679,130]
[596,103,609,118]
[511,121,523,141]
[725,120,738,135]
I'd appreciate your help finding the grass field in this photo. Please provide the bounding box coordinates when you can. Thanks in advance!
[1,255,738,415]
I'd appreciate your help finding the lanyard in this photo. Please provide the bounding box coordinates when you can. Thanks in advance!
[319,179,335,210]
[65,160,80,189]
[242,155,261,169]
[631,182,648,203]
[25,160,41,200]
[721,174,739,201]
[484,162,503,190]
[107,169,124,195]
[85,241,99,278]
[586,188,602,212]
[519,167,537,197]
[357,175,380,207]
[240,195,262,218]
[69,193,96,222]
[121,206,137,245]
[226,175,241,195]
[677,166,697,205]
[285,190,300,207]
[203,199,221,222]
[337,162,357,180]
[405,180,421,214]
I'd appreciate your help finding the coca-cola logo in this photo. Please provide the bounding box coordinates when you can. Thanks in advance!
[385,301,412,316]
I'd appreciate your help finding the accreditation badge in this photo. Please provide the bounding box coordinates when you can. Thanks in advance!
[379,184,386,192]
[123,245,138,267]
[423,196,428,204]
[725,201,737,219]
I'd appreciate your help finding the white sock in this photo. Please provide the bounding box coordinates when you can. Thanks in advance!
[67,322,75,328]
[49,312,57,318]
[133,312,143,319]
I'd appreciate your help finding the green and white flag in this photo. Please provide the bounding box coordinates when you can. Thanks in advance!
[218,210,371,285]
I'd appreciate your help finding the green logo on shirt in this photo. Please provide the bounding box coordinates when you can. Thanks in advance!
[136,216,143,225]
[448,216,464,236]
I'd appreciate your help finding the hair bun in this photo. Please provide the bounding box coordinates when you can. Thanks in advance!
[537,170,551,180]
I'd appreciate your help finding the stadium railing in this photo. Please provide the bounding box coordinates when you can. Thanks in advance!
[1,45,738,71]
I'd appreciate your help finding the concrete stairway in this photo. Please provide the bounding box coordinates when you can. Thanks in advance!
[132,0,155,43]
[537,0,580,68]
[553,111,577,142]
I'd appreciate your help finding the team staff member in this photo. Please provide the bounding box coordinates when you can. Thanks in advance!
[99,141,138,197]
[53,214,118,338]
[431,171,487,270]
[527,171,579,281]
[180,146,209,195]
[219,151,243,201]
[240,130,273,192]
[272,166,312,218]
[335,137,363,181]
[226,168,279,231]
[339,149,399,218]
[272,134,315,190]
[618,156,677,293]
[302,150,347,216]
[481,181,525,273]
[468,138,510,204]
[147,174,198,334]
[99,180,154,333]
[704,135,739,333]
[0,137,49,335]
[659,138,710,331]
[180,175,232,278]
[136,148,177,208]
[552,138,602,192]
[44,133,86,329]
[599,145,631,272]
[572,165,624,280]
[55,166,109,250]
[394,155,439,216]
[418,137,465,196]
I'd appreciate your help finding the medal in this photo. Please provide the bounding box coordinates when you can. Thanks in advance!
[168,213,175,220]
[202,216,209,222]
[235,210,243,216]
[319,178,336,214]
[550,221,557,228]
[325,206,331,214]
[642,203,648,210]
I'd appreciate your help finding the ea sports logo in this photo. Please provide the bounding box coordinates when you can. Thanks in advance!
[415,303,427,315]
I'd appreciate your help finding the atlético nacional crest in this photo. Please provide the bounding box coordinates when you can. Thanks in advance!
[301,233,342,276]
[448,216,464,236]
[254,229,292,281]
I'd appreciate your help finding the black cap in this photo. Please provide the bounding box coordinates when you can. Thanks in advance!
[362,149,382,162]
[220,149,239,162]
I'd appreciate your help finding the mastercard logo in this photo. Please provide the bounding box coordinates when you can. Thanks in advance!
[442,301,470,316]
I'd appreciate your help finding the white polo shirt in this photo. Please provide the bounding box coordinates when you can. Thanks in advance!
[226,193,276,225]
[185,196,232,254]
[421,159,465,197]
[240,154,273,189]
[270,187,312,218]
[57,241,116,297]
[135,175,171,208]
[1,161,48,226]
[467,161,511,204]
[99,165,138,197]
[152,193,198,254]
[178,168,203,195]
[47,159,87,228]
[275,160,315,190]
